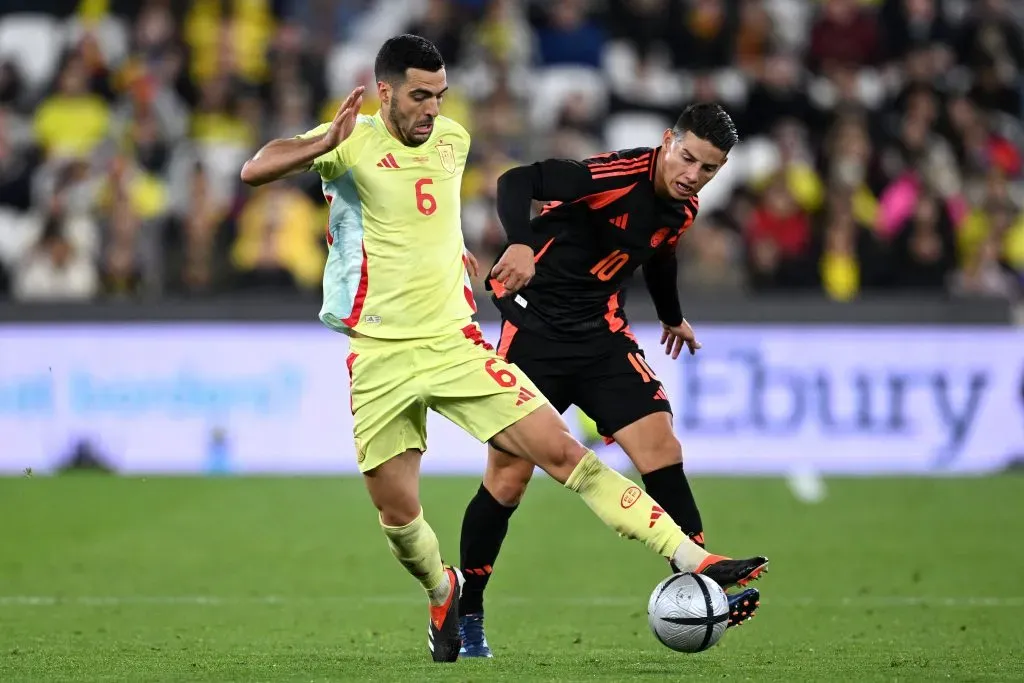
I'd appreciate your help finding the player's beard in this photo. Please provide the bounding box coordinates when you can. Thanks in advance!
[389,99,429,147]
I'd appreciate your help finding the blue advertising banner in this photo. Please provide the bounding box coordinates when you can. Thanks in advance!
[1,323,1021,475]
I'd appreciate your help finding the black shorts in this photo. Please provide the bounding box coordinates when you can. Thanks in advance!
[495,321,671,438]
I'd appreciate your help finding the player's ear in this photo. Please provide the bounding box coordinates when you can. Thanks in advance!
[377,80,391,107]
[662,129,674,149]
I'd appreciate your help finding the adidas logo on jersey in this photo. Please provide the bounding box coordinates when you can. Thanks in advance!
[376,153,400,168]
[609,214,629,229]
[649,504,665,528]
[515,387,535,407]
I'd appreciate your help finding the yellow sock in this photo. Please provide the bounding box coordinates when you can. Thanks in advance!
[380,511,450,606]
[565,451,710,570]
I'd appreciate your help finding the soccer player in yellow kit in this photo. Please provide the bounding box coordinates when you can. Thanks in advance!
[241,34,766,663]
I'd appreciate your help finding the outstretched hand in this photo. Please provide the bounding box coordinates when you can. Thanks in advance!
[324,86,365,148]
[660,319,701,359]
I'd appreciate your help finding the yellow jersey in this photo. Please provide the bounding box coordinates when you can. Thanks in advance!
[297,111,476,339]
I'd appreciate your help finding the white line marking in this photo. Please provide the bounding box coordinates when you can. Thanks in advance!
[0,596,1021,608]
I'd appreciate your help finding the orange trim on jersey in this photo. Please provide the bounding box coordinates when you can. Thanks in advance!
[496,321,519,359]
[604,292,625,333]
[592,162,651,179]
[582,183,637,210]
[588,152,651,172]
[534,237,555,262]
[648,149,658,181]
[540,201,562,215]
[682,202,694,226]
[341,244,369,329]
[627,353,651,382]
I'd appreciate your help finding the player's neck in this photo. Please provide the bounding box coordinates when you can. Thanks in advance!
[652,147,671,200]
[378,110,415,148]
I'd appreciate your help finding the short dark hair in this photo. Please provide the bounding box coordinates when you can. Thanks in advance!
[374,34,445,84]
[673,103,739,153]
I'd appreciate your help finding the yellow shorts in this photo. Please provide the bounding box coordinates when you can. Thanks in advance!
[345,323,547,472]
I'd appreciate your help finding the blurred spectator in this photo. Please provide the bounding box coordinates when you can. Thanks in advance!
[532,0,606,68]
[734,0,776,74]
[607,0,672,63]
[407,0,468,66]
[742,51,815,138]
[230,182,324,292]
[0,108,35,212]
[32,54,111,159]
[678,212,746,293]
[676,0,736,70]
[821,113,882,226]
[0,60,26,109]
[881,0,955,64]
[890,193,958,289]
[12,219,98,301]
[950,234,1018,298]
[957,0,1024,79]
[808,0,881,75]
[814,188,888,301]
[164,162,230,295]
[746,173,815,289]
[264,19,326,126]
[959,172,1024,273]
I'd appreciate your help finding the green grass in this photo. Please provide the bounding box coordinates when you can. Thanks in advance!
[1,475,1022,682]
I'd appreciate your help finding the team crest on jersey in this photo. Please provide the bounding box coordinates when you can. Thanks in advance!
[651,228,671,248]
[436,143,456,174]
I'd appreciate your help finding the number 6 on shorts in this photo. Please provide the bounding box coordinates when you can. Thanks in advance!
[485,358,517,388]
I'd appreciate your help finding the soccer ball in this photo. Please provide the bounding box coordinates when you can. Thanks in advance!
[647,572,730,652]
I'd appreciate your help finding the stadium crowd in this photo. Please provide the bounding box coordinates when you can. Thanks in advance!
[0,0,1021,303]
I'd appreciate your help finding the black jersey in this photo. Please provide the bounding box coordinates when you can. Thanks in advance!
[488,147,697,341]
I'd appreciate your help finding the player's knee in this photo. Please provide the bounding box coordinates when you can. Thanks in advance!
[376,499,421,527]
[547,435,589,475]
[488,475,529,507]
[645,433,683,471]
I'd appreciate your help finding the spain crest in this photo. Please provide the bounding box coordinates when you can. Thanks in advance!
[436,143,456,174]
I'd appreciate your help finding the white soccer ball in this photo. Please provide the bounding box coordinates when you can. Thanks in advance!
[647,572,730,653]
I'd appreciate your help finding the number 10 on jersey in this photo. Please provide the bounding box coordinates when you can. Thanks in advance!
[590,249,630,281]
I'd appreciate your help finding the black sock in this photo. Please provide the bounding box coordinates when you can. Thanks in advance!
[641,463,704,545]
[459,483,518,615]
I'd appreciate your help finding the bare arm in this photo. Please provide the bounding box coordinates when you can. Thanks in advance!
[239,86,364,187]
[240,135,334,186]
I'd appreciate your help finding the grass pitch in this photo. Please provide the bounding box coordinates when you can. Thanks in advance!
[1,474,1022,681]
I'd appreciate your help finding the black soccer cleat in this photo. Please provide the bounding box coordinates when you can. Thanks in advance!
[428,567,465,663]
[726,587,760,628]
[695,555,768,590]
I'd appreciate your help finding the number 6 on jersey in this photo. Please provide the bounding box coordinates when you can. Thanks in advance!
[415,178,437,216]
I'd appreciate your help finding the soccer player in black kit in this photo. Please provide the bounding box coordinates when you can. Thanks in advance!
[457,104,764,657]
